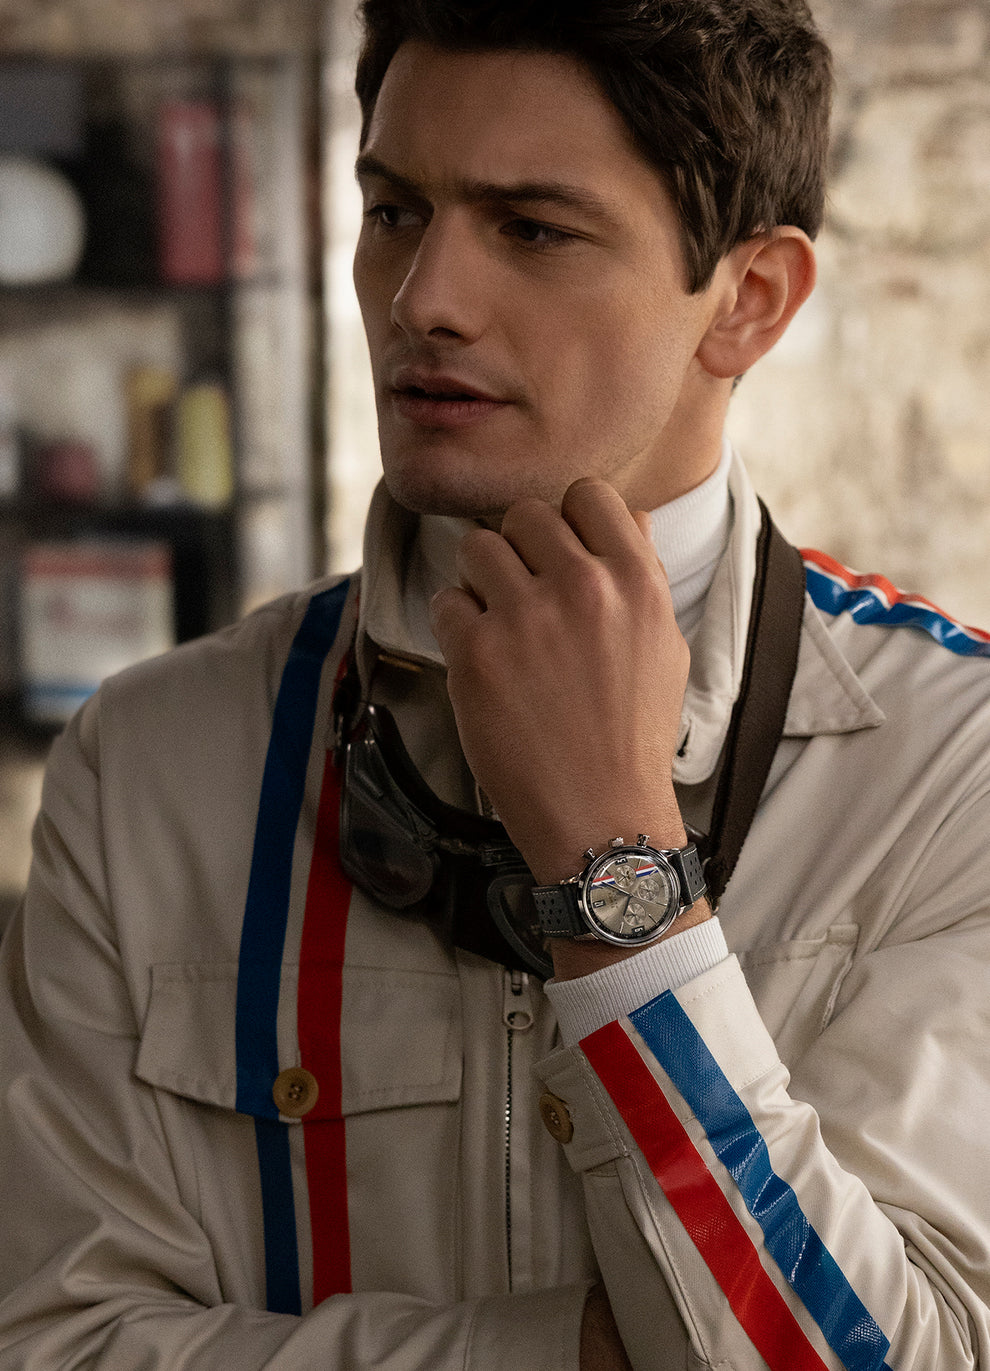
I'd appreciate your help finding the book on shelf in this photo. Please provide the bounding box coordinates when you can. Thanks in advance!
[19,538,175,723]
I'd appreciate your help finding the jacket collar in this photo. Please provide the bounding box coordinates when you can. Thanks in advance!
[674,454,884,783]
[359,452,884,788]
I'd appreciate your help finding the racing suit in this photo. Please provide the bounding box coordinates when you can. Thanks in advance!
[1,453,989,1369]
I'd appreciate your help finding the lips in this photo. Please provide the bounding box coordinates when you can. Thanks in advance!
[389,367,510,428]
[391,367,502,404]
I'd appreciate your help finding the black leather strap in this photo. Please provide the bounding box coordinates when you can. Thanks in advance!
[531,883,583,937]
[697,502,805,908]
[671,843,707,906]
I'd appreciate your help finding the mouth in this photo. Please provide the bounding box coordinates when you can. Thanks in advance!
[400,384,485,402]
[389,371,511,428]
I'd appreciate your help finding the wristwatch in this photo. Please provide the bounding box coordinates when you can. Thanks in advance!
[531,835,706,948]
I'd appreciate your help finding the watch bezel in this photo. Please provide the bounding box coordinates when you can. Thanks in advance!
[576,844,681,947]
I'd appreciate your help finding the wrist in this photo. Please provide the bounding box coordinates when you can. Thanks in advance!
[550,895,711,980]
[532,815,709,978]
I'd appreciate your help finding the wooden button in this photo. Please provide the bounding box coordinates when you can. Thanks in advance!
[538,1091,574,1145]
[272,1066,319,1119]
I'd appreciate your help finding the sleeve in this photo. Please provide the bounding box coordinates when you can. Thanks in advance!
[535,792,990,1371]
[0,703,587,1370]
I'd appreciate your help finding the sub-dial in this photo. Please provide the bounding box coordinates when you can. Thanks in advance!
[609,864,638,893]
[621,902,653,932]
[634,875,666,903]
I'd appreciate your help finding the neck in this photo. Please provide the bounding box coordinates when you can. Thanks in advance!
[651,435,733,638]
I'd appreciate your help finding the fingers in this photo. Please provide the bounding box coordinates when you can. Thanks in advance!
[561,477,648,560]
[499,495,587,575]
[429,583,482,663]
[455,491,596,606]
[498,479,647,577]
[453,524,534,612]
[441,478,666,639]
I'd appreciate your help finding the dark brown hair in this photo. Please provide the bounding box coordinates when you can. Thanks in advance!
[355,0,832,292]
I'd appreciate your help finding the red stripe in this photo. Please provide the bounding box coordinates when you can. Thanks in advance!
[802,548,990,643]
[582,1021,831,1371]
[298,752,353,1302]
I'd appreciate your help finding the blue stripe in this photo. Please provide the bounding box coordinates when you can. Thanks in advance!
[254,1120,303,1315]
[235,581,351,1115]
[629,993,893,1371]
[234,580,350,1314]
[806,563,990,659]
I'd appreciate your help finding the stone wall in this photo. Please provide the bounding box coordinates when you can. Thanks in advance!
[730,0,990,627]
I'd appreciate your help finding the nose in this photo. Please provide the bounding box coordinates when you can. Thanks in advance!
[390,214,487,343]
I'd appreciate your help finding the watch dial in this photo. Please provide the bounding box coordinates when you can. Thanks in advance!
[583,851,679,941]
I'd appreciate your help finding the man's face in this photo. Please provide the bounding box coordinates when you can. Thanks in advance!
[353,41,725,521]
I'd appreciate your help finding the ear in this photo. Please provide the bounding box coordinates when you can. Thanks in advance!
[695,228,817,380]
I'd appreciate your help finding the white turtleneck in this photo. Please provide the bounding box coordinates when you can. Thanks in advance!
[650,434,734,641]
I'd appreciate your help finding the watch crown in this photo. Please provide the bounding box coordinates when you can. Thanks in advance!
[609,837,625,849]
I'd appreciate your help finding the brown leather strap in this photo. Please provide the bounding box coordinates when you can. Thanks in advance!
[698,501,806,908]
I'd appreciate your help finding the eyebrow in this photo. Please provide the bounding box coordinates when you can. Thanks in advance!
[354,152,622,232]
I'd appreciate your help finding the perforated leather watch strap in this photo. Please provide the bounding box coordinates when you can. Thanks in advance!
[670,844,707,907]
[531,883,585,938]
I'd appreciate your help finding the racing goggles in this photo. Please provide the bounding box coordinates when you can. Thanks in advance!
[338,698,552,977]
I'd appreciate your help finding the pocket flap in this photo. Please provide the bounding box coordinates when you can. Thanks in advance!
[136,961,462,1119]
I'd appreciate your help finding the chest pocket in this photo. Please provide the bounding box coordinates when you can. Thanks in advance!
[736,923,859,1069]
[134,961,463,1118]
[134,961,464,1303]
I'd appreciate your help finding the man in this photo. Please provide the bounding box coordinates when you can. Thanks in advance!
[2,2,990,1368]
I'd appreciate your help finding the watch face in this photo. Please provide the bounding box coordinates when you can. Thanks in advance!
[580,848,680,944]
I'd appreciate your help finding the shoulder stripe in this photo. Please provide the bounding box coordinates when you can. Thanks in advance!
[803,548,990,658]
[236,580,352,1118]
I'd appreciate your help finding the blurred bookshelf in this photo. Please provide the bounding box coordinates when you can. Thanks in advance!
[0,49,326,917]
[0,52,324,725]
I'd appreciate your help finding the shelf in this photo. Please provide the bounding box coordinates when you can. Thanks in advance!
[0,273,288,304]
[0,49,321,739]
[1,500,238,644]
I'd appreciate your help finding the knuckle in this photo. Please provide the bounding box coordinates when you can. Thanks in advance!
[568,554,612,604]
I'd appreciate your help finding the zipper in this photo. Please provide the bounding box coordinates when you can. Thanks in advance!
[502,966,534,1290]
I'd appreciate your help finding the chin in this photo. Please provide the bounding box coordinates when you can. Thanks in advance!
[381,461,514,524]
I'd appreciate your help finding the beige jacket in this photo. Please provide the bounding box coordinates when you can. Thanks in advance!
[2,455,990,1369]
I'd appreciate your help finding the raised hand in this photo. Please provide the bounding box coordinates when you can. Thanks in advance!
[430,476,691,889]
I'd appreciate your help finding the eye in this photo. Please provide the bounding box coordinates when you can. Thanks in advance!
[504,218,575,249]
[364,203,422,231]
